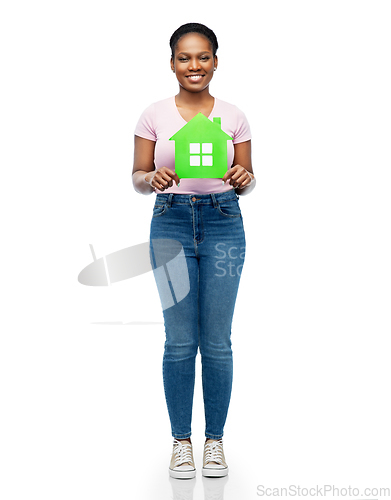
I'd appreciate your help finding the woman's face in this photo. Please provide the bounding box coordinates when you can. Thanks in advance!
[170,33,217,93]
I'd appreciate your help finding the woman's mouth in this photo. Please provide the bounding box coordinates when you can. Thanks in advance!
[186,74,204,82]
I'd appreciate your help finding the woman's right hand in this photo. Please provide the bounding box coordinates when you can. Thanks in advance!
[145,167,180,191]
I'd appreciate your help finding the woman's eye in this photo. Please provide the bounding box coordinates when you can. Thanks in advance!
[178,56,210,62]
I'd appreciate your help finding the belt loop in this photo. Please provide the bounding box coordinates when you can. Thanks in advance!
[210,193,218,208]
[166,193,173,207]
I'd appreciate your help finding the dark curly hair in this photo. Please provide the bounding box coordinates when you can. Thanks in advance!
[169,23,218,60]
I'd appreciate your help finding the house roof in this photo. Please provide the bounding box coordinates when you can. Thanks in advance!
[169,113,233,142]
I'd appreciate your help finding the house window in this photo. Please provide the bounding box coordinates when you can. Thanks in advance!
[190,143,213,167]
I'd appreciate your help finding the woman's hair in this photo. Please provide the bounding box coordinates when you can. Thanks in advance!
[169,23,218,60]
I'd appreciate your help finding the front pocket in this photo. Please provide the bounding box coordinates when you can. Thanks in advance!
[152,203,167,217]
[217,199,242,218]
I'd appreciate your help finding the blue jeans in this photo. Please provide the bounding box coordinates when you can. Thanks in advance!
[149,190,246,440]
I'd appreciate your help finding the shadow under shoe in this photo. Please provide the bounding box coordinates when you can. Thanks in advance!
[169,476,196,499]
[202,475,229,499]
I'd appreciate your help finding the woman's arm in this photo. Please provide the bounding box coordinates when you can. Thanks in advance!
[223,140,256,196]
[132,135,156,194]
[132,135,180,194]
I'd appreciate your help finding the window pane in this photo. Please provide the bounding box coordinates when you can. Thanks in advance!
[202,156,213,166]
[202,143,213,154]
[190,143,200,154]
[190,156,200,166]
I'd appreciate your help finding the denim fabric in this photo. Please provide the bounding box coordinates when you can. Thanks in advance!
[149,190,246,440]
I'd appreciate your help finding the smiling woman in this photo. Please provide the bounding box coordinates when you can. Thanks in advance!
[132,22,256,480]
[171,31,216,97]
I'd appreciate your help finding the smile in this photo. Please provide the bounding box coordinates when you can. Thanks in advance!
[186,75,204,81]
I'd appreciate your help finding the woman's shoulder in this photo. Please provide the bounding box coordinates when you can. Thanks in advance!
[215,96,236,108]
[135,96,173,121]
[141,96,174,112]
[214,97,248,117]
[214,97,251,143]
[136,96,175,124]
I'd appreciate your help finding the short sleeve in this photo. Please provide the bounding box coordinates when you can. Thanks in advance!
[232,106,252,144]
[134,103,157,141]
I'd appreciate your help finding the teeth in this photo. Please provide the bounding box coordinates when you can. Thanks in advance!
[188,75,203,79]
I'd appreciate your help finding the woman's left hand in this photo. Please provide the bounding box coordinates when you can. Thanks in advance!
[222,164,254,190]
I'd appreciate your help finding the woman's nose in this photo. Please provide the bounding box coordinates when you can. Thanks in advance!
[188,58,201,71]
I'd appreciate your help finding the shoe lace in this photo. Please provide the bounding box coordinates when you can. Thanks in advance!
[204,439,224,464]
[173,439,193,467]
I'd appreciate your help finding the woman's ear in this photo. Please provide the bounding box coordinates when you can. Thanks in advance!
[170,57,175,73]
[214,55,218,70]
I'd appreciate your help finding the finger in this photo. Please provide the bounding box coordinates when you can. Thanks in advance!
[229,169,246,185]
[153,178,167,190]
[236,176,252,189]
[159,168,180,187]
[151,175,167,191]
[153,180,166,191]
[232,172,250,189]
[160,167,176,178]
[166,169,180,186]
[159,171,175,184]
[238,172,254,189]
[155,175,173,190]
[159,174,173,187]
[229,169,244,181]
[222,167,238,183]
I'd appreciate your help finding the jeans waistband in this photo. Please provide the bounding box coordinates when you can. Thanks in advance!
[155,189,239,208]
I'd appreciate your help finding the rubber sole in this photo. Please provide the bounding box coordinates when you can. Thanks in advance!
[169,467,196,479]
[202,466,229,477]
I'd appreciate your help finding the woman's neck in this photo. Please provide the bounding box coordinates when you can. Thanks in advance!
[175,87,214,110]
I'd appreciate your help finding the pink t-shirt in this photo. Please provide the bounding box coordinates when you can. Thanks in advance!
[134,96,251,194]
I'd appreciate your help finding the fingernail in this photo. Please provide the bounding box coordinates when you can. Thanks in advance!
[222,180,225,185]
[177,182,180,187]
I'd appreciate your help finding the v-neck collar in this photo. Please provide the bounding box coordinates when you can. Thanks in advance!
[173,96,217,124]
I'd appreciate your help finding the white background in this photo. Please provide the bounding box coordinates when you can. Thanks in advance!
[1,1,390,499]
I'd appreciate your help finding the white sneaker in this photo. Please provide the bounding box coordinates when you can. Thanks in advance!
[169,439,196,479]
[202,439,229,477]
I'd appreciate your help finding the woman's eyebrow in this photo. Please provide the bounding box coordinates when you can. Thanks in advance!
[176,50,212,56]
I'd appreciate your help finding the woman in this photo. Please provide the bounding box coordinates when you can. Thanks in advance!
[132,22,255,479]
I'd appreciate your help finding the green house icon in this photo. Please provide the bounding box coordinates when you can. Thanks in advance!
[169,113,233,178]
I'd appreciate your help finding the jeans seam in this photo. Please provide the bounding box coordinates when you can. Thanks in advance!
[198,205,205,244]
[197,263,201,364]
[173,432,192,439]
[205,433,224,440]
